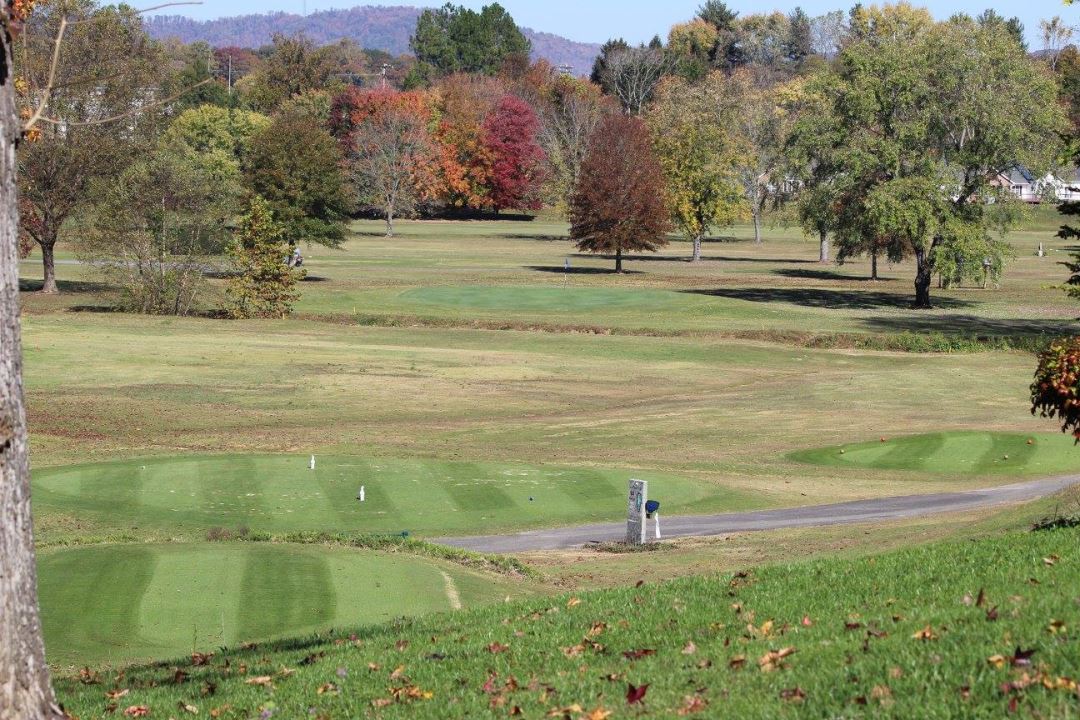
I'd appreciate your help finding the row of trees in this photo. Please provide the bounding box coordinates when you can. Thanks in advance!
[566,4,1066,309]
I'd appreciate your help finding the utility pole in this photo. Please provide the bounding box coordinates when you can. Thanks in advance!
[381,63,391,90]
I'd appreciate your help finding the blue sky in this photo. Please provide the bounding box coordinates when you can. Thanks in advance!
[159,1,1076,48]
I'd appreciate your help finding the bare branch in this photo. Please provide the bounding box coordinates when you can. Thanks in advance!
[22,17,67,131]
[35,79,212,128]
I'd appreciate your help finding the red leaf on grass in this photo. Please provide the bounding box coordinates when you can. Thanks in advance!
[622,649,656,660]
[626,683,649,705]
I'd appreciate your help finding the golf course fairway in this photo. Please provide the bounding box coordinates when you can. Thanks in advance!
[791,431,1080,476]
[32,454,753,536]
[38,543,531,666]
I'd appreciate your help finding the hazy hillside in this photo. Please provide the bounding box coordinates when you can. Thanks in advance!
[146,6,600,76]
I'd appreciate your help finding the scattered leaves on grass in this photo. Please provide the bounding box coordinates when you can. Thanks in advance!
[986,606,1000,622]
[626,684,649,705]
[245,676,273,688]
[1010,647,1036,667]
[299,652,325,665]
[566,598,582,609]
[586,622,607,638]
[1043,555,1059,566]
[584,708,612,720]
[316,683,338,695]
[488,642,510,654]
[759,647,796,672]
[622,649,656,661]
[1047,619,1067,636]
[105,689,129,700]
[395,639,410,651]
[389,665,407,680]
[78,667,101,685]
[178,702,198,714]
[122,707,149,717]
[728,655,746,670]
[801,616,813,627]
[681,641,697,655]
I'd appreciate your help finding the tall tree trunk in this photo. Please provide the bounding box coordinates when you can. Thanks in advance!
[914,248,933,309]
[385,206,394,238]
[691,232,701,262]
[0,16,63,719]
[753,210,762,244]
[615,247,623,273]
[870,249,879,280]
[38,236,56,294]
[818,230,829,264]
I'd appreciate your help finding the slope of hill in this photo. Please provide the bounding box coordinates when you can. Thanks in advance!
[146,6,600,76]
[55,524,1080,718]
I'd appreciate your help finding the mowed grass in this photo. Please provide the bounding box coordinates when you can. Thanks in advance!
[792,431,1080,477]
[55,526,1080,719]
[38,542,535,667]
[32,454,755,537]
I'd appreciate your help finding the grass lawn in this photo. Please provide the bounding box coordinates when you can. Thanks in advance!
[53,525,1080,719]
[791,431,1080,476]
[38,542,536,668]
[32,454,756,537]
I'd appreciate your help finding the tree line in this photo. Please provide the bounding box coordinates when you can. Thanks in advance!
[12,0,1078,315]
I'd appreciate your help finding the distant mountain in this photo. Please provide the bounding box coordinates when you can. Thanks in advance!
[146,6,600,77]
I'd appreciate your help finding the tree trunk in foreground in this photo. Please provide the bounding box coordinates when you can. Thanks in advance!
[818,231,829,264]
[615,247,623,273]
[0,17,63,720]
[870,249,879,280]
[38,238,56,293]
[384,207,394,238]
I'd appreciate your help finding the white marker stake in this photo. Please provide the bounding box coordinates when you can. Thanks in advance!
[309,455,316,470]
[654,513,661,540]
[359,486,366,502]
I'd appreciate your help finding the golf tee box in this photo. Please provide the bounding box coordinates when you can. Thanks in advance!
[626,479,647,545]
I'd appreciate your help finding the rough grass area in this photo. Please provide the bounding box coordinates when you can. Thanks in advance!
[55,527,1080,719]
[791,432,1080,477]
[38,543,538,668]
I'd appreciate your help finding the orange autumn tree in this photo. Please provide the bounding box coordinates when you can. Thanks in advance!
[430,73,503,210]
[338,87,440,235]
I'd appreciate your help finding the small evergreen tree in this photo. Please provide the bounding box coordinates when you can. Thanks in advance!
[226,196,303,319]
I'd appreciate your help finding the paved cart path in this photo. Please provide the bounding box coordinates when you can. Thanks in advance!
[434,475,1080,553]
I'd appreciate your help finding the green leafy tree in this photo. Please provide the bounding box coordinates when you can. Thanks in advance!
[649,73,743,261]
[165,105,269,186]
[166,40,231,110]
[226,196,303,319]
[240,34,343,112]
[16,0,163,293]
[792,11,1063,307]
[698,0,739,31]
[410,3,530,80]
[244,110,350,248]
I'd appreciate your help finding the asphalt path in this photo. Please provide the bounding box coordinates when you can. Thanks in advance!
[435,475,1080,553]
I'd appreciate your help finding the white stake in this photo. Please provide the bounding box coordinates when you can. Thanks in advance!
[654,513,661,540]
[359,485,366,502]
[309,455,316,470]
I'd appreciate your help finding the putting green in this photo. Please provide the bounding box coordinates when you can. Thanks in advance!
[790,432,1080,476]
[38,543,528,666]
[400,286,690,312]
[33,454,753,536]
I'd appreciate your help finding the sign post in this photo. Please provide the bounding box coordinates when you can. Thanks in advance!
[626,479,647,545]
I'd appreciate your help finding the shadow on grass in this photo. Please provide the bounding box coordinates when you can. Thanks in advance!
[683,287,975,310]
[773,268,897,282]
[864,315,1079,337]
[505,234,568,242]
[301,275,331,283]
[604,253,819,264]
[19,278,109,293]
[525,265,644,275]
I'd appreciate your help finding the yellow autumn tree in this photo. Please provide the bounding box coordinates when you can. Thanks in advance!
[648,73,745,262]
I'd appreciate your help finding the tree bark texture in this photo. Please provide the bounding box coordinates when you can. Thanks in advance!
[914,248,933,308]
[818,231,829,264]
[870,249,879,280]
[691,233,701,262]
[753,210,762,244]
[615,247,623,273]
[0,18,63,720]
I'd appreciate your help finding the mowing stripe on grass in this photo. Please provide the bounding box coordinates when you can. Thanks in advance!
[237,545,336,640]
[440,571,462,610]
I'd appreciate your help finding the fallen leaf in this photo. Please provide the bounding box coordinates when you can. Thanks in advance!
[178,703,198,715]
[585,708,612,720]
[681,641,697,655]
[587,622,607,638]
[889,667,903,679]
[371,698,393,709]
[986,606,1000,622]
[317,683,338,695]
[728,655,746,670]
[976,589,987,608]
[395,639,410,651]
[987,654,1007,669]
[622,649,656,660]
[801,616,813,627]
[390,665,407,680]
[79,668,102,685]
[367,662,381,671]
[912,625,938,641]
[122,708,149,718]
[566,598,582,609]
[1044,555,1059,566]
[1048,620,1067,635]
[1010,647,1036,667]
[626,683,649,705]
[759,647,797,672]
[488,642,510,654]
[245,676,273,687]
[191,652,214,666]
[676,694,709,715]
[779,687,806,703]
[106,689,130,700]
